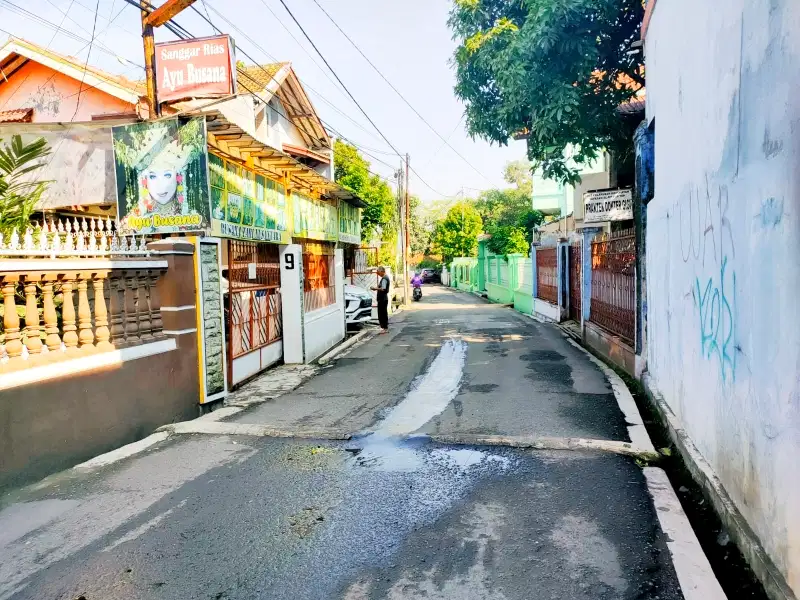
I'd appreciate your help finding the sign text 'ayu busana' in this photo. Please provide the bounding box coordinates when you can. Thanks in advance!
[154,35,236,103]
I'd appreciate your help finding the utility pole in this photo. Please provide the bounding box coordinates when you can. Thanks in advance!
[403,153,411,306]
[139,0,201,118]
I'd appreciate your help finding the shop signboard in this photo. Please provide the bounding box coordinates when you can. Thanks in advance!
[293,192,338,241]
[583,188,633,223]
[208,153,291,243]
[338,200,361,245]
[113,117,211,235]
[154,35,236,103]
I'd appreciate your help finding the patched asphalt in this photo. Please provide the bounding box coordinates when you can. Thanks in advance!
[0,286,685,600]
[2,436,682,600]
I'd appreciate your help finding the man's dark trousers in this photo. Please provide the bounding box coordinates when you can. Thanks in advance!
[377,298,389,329]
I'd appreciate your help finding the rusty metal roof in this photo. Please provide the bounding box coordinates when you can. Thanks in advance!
[0,108,33,123]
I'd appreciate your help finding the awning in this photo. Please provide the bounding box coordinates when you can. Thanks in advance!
[203,110,365,208]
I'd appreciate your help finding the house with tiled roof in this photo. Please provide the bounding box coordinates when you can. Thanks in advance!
[0,37,332,174]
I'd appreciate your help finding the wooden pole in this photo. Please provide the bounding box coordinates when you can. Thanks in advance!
[141,6,159,117]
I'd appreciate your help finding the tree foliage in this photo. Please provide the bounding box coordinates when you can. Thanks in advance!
[449,0,644,185]
[333,139,397,242]
[430,202,483,264]
[503,159,532,195]
[486,225,529,255]
[0,135,51,238]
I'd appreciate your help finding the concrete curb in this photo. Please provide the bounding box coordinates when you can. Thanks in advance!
[564,337,656,455]
[318,327,378,365]
[428,433,661,462]
[158,421,353,440]
[73,431,170,471]
[644,467,728,600]
[642,374,794,600]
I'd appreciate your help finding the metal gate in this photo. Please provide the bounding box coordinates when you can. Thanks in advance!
[569,241,582,321]
[589,229,636,345]
[226,240,282,384]
[345,246,378,290]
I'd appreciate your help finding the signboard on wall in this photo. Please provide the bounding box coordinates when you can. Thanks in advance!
[155,35,236,103]
[583,188,633,223]
[338,201,361,245]
[293,192,338,241]
[208,153,291,243]
[113,117,211,234]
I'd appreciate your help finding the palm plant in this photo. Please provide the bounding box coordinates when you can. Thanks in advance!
[0,135,52,238]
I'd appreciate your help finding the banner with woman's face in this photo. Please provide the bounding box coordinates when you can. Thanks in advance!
[112,117,211,234]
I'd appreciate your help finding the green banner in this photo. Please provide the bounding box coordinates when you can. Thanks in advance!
[209,153,291,243]
[292,192,338,241]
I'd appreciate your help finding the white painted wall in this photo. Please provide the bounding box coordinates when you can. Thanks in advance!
[280,244,304,364]
[645,0,800,593]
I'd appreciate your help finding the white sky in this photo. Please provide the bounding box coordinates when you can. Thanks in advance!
[0,0,527,202]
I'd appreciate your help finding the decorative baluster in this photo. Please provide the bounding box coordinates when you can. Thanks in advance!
[2,276,23,361]
[88,218,98,252]
[93,272,112,350]
[23,275,43,358]
[77,274,94,349]
[9,228,20,251]
[98,217,108,252]
[124,270,140,344]
[61,275,79,353]
[51,221,61,254]
[42,276,62,355]
[136,271,153,340]
[148,269,163,338]
[64,219,74,252]
[23,227,34,251]
[108,273,126,345]
[75,218,86,252]
[38,220,49,252]
[120,235,129,253]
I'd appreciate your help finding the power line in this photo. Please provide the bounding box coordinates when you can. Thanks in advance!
[274,0,403,158]
[70,0,99,121]
[196,1,394,153]
[309,0,492,184]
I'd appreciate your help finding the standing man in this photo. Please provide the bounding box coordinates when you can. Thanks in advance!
[371,266,391,333]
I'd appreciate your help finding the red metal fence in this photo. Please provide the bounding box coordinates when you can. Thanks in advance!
[536,247,558,304]
[569,241,582,321]
[590,229,636,345]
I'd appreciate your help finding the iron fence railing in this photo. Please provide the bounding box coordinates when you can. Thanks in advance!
[590,229,636,344]
[569,242,582,322]
[536,247,558,304]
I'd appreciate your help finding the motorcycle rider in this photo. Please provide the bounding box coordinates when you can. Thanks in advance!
[411,271,423,300]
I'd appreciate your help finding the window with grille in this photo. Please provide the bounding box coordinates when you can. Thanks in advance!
[301,241,336,312]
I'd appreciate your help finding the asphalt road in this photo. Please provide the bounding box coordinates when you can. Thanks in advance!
[0,285,685,600]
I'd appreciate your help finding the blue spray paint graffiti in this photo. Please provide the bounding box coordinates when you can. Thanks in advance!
[694,255,737,382]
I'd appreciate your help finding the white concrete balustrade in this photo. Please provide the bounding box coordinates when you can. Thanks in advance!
[0,217,168,372]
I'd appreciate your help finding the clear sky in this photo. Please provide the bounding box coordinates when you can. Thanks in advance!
[0,0,528,201]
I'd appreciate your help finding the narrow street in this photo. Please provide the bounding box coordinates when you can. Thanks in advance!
[1,286,686,600]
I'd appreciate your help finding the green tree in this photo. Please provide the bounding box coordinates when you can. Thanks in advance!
[475,188,543,235]
[485,224,529,256]
[503,159,532,195]
[0,135,51,238]
[449,0,644,185]
[430,202,482,264]
[334,139,397,242]
[409,195,435,256]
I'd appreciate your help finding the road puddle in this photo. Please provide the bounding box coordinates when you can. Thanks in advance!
[346,339,512,474]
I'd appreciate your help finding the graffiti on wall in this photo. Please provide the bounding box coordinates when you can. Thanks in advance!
[675,179,738,382]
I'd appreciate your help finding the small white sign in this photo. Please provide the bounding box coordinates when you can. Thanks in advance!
[247,262,256,279]
[584,188,633,223]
